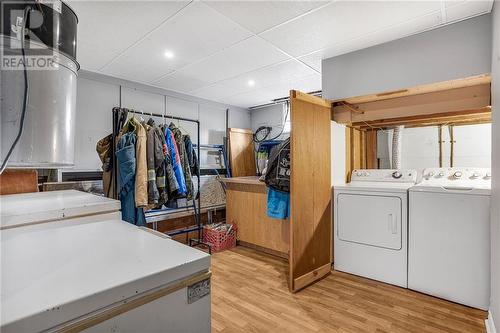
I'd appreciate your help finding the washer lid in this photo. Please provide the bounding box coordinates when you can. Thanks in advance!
[413,167,491,195]
[0,190,121,230]
[1,220,210,331]
[410,185,491,195]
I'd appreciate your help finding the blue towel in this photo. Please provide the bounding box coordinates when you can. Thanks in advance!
[267,187,290,219]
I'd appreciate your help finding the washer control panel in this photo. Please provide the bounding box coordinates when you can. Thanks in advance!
[351,169,417,183]
[421,167,491,186]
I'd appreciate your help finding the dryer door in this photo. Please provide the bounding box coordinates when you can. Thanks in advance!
[337,193,402,250]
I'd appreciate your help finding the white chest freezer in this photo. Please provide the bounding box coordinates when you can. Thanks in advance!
[1,219,211,333]
[0,190,121,230]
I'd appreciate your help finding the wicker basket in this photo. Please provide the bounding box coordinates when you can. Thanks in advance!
[202,223,237,253]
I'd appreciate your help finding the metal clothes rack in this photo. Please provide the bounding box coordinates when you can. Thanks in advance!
[111,107,211,253]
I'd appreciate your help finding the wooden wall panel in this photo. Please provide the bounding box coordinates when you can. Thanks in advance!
[224,180,289,258]
[289,91,332,292]
[228,128,257,177]
[365,130,378,169]
[345,127,371,180]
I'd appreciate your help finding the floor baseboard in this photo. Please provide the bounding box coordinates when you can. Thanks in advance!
[486,311,498,333]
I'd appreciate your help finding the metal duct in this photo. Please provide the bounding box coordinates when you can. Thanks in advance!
[391,126,404,169]
[1,1,78,169]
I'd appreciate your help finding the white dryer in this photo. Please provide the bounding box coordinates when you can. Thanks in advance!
[333,169,417,287]
[409,167,491,310]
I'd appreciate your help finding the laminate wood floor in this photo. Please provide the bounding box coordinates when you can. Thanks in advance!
[211,246,487,333]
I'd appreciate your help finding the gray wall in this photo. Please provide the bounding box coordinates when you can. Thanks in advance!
[322,14,492,100]
[73,71,250,171]
[250,104,288,139]
[490,1,499,330]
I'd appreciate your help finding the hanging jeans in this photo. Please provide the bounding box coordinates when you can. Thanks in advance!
[116,133,146,226]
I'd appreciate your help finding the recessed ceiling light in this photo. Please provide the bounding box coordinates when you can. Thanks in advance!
[248,79,255,87]
[164,50,174,59]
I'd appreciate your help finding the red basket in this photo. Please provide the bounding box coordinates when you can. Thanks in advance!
[202,223,237,253]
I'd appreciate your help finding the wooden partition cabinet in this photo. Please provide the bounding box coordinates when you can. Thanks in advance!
[289,91,332,292]
[224,91,333,293]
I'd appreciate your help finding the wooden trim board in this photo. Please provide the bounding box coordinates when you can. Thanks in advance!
[291,90,332,108]
[354,107,491,129]
[332,73,491,105]
[238,240,289,260]
[292,263,331,292]
[333,75,491,125]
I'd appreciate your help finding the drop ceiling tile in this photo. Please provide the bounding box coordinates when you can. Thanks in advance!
[298,53,323,72]
[178,36,290,84]
[101,1,253,82]
[69,1,189,70]
[154,71,212,93]
[221,73,321,108]
[203,0,328,34]
[298,8,442,67]
[444,0,493,23]
[192,83,238,102]
[322,10,443,59]
[220,88,279,108]
[260,1,442,57]
[192,59,317,100]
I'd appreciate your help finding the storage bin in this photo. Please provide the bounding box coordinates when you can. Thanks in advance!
[202,223,237,253]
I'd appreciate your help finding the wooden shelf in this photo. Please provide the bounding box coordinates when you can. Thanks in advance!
[332,74,492,127]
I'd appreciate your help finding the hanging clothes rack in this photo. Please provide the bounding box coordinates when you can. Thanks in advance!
[111,107,211,253]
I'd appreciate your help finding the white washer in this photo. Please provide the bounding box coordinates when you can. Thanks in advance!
[409,167,491,310]
[333,169,417,287]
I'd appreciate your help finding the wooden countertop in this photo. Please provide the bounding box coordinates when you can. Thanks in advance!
[220,176,267,193]
[220,176,266,187]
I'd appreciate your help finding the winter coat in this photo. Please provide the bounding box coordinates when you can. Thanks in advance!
[143,122,159,206]
[264,138,290,193]
[116,132,146,226]
[169,123,192,199]
[165,126,187,196]
[96,134,113,198]
[184,135,199,177]
[121,117,148,208]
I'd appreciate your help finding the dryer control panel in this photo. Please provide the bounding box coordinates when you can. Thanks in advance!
[351,169,417,183]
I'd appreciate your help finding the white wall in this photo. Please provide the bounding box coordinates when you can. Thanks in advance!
[489,1,500,331]
[377,124,492,172]
[322,14,492,100]
[73,71,250,171]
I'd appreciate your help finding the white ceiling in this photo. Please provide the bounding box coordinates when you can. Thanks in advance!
[70,0,494,108]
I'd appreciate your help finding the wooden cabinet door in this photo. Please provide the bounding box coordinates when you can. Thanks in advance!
[289,90,332,292]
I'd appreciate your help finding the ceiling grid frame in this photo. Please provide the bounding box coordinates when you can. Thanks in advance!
[71,0,494,108]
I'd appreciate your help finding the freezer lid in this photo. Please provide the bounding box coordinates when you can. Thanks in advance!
[0,190,121,229]
[1,220,210,332]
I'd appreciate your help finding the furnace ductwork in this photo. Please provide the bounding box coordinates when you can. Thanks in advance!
[391,126,404,169]
[0,1,78,168]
